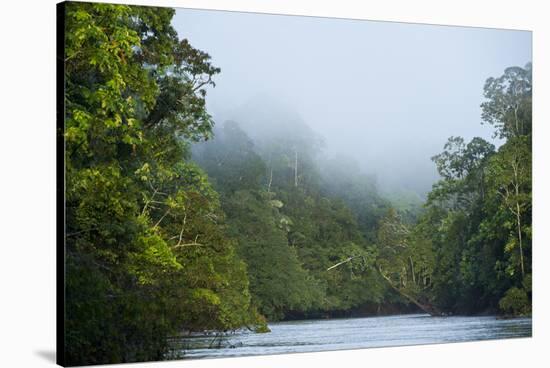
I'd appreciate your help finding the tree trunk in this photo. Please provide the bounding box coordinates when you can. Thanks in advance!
[516,202,525,277]
[326,257,443,317]
[377,266,442,316]
[512,156,525,278]
[409,256,416,285]
[294,149,298,187]
[267,166,273,193]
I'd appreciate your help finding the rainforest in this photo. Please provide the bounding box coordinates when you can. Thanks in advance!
[61,3,532,365]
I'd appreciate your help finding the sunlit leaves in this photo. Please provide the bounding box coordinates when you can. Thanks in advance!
[63,3,256,365]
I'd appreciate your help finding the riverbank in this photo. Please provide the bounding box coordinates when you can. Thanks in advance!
[281,302,421,321]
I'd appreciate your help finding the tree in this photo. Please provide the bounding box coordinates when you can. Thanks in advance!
[375,208,440,315]
[63,3,258,364]
[486,137,531,279]
[430,136,495,210]
[193,120,389,318]
[319,156,390,242]
[192,121,267,194]
[224,190,324,320]
[481,63,532,314]
[481,63,532,139]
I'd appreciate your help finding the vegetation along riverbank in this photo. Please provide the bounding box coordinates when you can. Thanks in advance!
[62,3,531,365]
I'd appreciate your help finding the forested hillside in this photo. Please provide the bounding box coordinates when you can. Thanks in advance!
[193,120,393,320]
[62,3,531,365]
[192,61,532,320]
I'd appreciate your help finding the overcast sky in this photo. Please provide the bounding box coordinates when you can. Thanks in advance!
[172,8,532,195]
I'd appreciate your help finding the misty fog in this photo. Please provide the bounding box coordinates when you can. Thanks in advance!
[172,8,531,197]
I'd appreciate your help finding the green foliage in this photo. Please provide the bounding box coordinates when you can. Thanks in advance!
[481,63,532,139]
[63,3,258,365]
[193,122,267,194]
[485,136,532,279]
[194,121,388,318]
[224,190,323,320]
[283,190,384,311]
[499,287,530,316]
[417,63,532,315]
[319,156,391,242]
[63,5,531,364]
[375,208,435,311]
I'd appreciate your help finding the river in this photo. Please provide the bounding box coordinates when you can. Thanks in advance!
[171,313,532,359]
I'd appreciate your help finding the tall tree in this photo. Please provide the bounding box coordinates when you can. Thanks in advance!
[481,63,532,139]
[63,3,258,365]
[486,137,531,278]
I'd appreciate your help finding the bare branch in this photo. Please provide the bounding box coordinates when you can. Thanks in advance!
[327,255,365,271]
[153,209,171,228]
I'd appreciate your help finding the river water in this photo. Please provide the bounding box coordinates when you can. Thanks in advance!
[172,314,532,359]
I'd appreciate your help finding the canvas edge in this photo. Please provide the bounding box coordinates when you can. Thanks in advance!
[56,1,67,367]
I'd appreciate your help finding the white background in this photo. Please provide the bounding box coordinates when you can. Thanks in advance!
[1,0,548,367]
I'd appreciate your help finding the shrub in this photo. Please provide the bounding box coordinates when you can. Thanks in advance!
[499,287,530,316]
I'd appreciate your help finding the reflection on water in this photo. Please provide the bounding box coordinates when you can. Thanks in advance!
[169,314,531,359]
